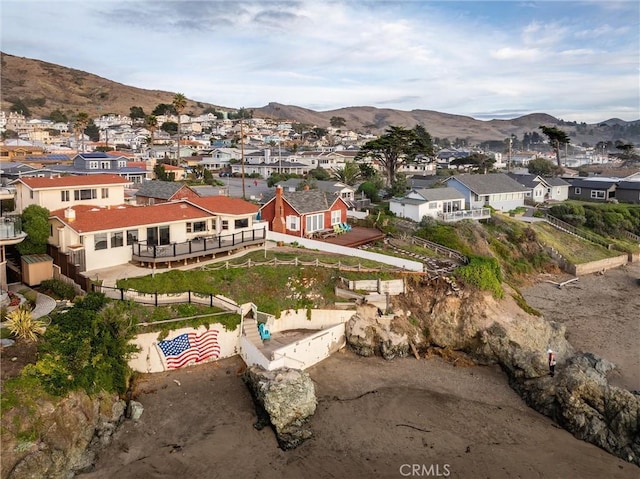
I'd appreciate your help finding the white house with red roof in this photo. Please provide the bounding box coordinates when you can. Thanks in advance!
[13,174,132,213]
[48,198,266,271]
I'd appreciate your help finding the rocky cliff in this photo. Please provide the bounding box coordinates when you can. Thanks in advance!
[1,391,126,479]
[345,277,640,466]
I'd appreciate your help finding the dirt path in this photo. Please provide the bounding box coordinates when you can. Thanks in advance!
[78,352,637,479]
[521,262,640,391]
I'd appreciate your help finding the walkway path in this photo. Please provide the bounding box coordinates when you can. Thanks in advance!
[7,284,57,319]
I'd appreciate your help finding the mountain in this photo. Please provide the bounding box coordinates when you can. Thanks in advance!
[2,51,639,145]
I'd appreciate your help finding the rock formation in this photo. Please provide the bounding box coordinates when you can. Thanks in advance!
[2,391,125,479]
[242,366,317,450]
[345,279,640,467]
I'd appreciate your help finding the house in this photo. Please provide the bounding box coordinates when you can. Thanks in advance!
[259,186,348,238]
[160,164,188,181]
[389,187,466,222]
[543,177,571,202]
[276,179,356,205]
[566,178,617,202]
[48,198,266,272]
[134,180,199,205]
[0,144,46,159]
[612,180,640,204]
[46,152,150,183]
[0,162,59,185]
[508,173,548,204]
[12,174,132,213]
[444,173,528,211]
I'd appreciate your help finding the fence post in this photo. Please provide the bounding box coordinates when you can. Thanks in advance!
[155,291,158,307]
[120,288,124,301]
[188,290,191,303]
[210,293,213,307]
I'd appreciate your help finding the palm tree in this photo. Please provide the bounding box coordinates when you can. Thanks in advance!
[172,93,187,165]
[331,161,362,186]
[144,114,158,156]
[74,112,90,153]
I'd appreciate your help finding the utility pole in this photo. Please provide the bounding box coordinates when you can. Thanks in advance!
[240,118,246,199]
[507,136,512,173]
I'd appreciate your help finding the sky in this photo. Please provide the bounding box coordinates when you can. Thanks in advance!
[1,0,639,123]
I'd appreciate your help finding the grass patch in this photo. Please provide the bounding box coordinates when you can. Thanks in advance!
[530,222,623,264]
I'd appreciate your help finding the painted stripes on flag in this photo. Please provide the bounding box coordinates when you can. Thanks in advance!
[156,329,221,369]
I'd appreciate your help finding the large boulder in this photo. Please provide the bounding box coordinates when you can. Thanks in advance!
[242,366,316,450]
[517,353,640,465]
[345,304,410,359]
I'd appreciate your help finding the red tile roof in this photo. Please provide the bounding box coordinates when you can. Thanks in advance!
[17,174,131,189]
[50,203,212,233]
[187,196,259,215]
[127,161,149,169]
[163,164,184,171]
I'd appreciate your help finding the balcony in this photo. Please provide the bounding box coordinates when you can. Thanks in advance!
[131,227,267,265]
[0,216,27,245]
[438,208,491,222]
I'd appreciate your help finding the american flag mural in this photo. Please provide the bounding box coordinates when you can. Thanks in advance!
[156,330,221,369]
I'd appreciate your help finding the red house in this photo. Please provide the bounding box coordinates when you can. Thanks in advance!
[260,186,348,237]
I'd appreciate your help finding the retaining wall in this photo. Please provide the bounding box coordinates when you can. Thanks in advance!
[570,254,630,276]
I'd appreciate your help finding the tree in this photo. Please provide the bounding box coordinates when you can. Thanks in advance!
[355,125,433,185]
[173,93,187,162]
[331,161,361,185]
[330,116,346,129]
[154,164,175,182]
[539,125,570,168]
[616,143,636,158]
[1,129,18,140]
[144,115,158,150]
[9,99,31,117]
[528,157,563,177]
[203,168,214,185]
[152,103,176,116]
[308,166,331,181]
[74,112,90,153]
[161,121,178,135]
[48,109,68,123]
[129,106,145,121]
[5,305,46,342]
[450,153,495,174]
[85,120,100,142]
[18,205,50,255]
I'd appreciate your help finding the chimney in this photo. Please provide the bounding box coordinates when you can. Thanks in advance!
[64,207,76,222]
[272,186,286,234]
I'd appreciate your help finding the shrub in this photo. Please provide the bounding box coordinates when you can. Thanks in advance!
[39,279,77,300]
[5,305,46,342]
[454,255,503,298]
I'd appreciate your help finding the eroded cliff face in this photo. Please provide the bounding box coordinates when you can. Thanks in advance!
[1,391,125,479]
[345,278,640,466]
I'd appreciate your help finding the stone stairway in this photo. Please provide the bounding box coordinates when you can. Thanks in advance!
[243,317,263,347]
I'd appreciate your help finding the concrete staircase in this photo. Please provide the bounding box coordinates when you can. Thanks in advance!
[242,317,263,347]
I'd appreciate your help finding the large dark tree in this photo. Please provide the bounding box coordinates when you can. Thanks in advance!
[539,125,570,168]
[17,205,50,255]
[527,157,563,177]
[330,116,346,129]
[129,106,145,120]
[451,152,495,174]
[152,103,177,116]
[355,125,434,185]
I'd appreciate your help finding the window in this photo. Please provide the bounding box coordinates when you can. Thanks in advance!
[187,221,207,233]
[100,161,111,169]
[50,224,53,237]
[287,216,299,231]
[574,187,581,195]
[74,189,97,200]
[111,231,124,248]
[61,190,70,202]
[221,220,229,230]
[101,188,109,199]
[89,161,98,169]
[429,202,438,209]
[305,213,324,232]
[235,218,249,229]
[126,229,138,245]
[30,190,33,199]
[591,190,605,199]
[146,226,170,246]
[94,233,108,250]
[331,210,341,225]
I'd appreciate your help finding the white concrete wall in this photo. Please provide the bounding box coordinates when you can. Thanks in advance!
[239,336,276,370]
[268,323,346,370]
[266,232,423,272]
[128,324,241,373]
[267,308,355,333]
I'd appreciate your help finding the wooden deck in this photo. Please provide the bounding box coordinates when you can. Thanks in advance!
[317,226,385,248]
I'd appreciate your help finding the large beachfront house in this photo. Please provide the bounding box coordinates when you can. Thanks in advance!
[12,174,132,213]
[444,173,528,211]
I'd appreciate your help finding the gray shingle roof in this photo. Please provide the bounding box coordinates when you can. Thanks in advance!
[447,173,529,194]
[283,190,335,214]
[617,180,640,190]
[542,177,570,187]
[507,173,541,188]
[136,180,190,199]
[414,187,465,201]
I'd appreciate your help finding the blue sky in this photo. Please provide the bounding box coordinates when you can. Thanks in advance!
[2,0,638,123]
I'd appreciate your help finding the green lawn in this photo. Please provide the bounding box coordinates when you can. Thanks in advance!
[530,222,623,264]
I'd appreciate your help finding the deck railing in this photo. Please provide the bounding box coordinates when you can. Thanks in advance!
[0,216,25,240]
[438,208,491,222]
[131,227,267,263]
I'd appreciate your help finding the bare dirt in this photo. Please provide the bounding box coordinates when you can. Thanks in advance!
[521,262,640,391]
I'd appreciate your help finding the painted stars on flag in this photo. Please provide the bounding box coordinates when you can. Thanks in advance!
[156,329,221,369]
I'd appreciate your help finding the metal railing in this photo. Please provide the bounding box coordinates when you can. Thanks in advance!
[438,208,491,222]
[131,227,267,263]
[544,215,613,249]
[409,236,469,264]
[0,216,24,240]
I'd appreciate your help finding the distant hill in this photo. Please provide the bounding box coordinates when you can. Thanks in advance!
[2,51,639,145]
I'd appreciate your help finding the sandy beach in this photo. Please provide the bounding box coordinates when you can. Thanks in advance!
[521,262,640,391]
[78,348,638,479]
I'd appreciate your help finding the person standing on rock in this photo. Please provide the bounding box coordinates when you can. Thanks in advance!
[548,349,557,377]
